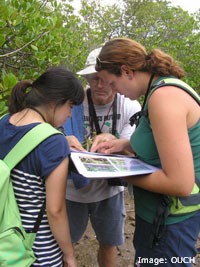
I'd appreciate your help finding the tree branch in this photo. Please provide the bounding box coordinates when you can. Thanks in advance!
[0,30,51,58]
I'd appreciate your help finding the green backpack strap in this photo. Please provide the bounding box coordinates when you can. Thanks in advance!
[150,77,200,105]
[140,77,200,125]
[4,123,62,170]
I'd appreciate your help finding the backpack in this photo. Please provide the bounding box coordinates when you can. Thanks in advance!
[146,78,200,247]
[0,122,62,267]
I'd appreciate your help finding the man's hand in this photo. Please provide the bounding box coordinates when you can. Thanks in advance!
[90,133,117,152]
[91,138,134,155]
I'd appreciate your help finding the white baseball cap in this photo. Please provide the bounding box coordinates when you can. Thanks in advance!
[77,47,102,76]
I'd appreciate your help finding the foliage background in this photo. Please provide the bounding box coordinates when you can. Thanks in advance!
[0,0,199,115]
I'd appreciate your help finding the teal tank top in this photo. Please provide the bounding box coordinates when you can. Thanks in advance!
[130,77,200,224]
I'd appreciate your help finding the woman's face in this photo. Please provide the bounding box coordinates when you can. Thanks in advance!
[52,100,73,128]
[98,69,139,100]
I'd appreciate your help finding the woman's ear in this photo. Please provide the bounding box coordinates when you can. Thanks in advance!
[121,65,134,80]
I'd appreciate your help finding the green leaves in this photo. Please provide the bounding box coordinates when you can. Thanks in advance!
[0,71,17,115]
[0,0,199,116]
[2,72,17,91]
[30,44,38,51]
[78,0,200,93]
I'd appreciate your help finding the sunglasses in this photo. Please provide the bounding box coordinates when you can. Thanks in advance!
[96,57,114,67]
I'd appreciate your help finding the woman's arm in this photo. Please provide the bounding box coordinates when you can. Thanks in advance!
[124,87,197,197]
[45,157,77,267]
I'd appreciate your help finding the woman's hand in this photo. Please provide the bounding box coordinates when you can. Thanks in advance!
[66,135,86,151]
[63,254,77,267]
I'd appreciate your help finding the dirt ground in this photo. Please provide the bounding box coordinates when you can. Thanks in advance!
[74,190,200,267]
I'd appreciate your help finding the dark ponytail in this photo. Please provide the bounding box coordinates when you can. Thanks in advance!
[9,66,84,114]
[9,80,32,114]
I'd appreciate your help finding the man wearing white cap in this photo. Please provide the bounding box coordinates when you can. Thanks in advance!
[63,47,141,267]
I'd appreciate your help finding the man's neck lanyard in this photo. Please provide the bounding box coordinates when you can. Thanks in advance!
[86,89,117,136]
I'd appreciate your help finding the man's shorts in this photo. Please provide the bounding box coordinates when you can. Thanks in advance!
[66,192,125,246]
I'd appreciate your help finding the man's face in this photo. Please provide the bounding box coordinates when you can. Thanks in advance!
[85,73,116,105]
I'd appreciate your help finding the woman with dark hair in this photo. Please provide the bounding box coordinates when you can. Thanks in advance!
[93,38,200,266]
[0,66,84,267]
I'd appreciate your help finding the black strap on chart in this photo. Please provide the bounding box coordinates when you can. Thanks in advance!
[26,200,46,233]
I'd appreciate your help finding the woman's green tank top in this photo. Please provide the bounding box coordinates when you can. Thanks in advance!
[130,77,200,224]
